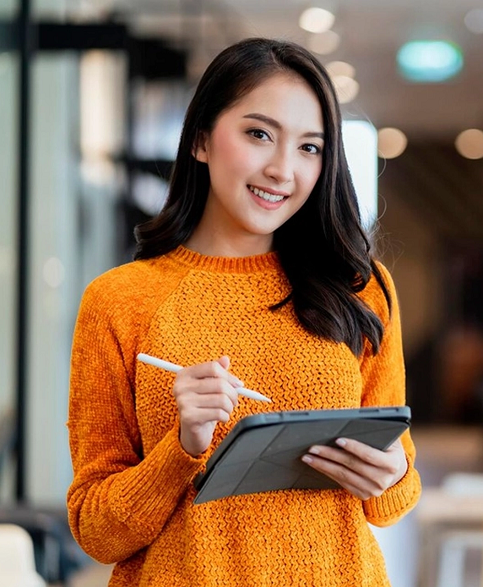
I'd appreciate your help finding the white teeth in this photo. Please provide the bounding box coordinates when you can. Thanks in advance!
[249,186,285,202]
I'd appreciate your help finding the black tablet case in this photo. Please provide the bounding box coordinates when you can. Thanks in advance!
[193,406,411,504]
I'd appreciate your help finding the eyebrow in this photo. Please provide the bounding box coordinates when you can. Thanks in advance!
[242,112,325,140]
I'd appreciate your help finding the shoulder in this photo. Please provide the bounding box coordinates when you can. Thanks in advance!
[358,261,398,326]
[85,258,158,294]
[79,255,187,319]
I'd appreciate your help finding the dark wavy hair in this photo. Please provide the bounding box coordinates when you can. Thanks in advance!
[134,37,390,356]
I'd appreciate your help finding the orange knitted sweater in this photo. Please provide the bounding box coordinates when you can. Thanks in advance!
[67,246,421,587]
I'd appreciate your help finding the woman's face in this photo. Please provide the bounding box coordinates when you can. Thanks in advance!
[191,72,324,256]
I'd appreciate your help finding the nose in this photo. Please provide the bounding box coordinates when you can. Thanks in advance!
[264,147,294,185]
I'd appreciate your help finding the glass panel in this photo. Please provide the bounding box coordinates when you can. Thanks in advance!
[26,51,126,503]
[0,4,18,500]
[26,54,84,503]
[0,0,18,17]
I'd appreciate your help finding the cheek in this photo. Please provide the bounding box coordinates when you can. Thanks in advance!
[210,129,234,155]
[302,159,323,195]
[208,127,263,177]
[209,133,254,176]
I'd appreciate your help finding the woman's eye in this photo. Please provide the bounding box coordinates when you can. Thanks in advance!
[302,143,322,155]
[248,129,270,141]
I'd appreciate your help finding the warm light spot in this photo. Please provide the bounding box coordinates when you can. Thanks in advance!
[464,9,483,34]
[299,7,335,33]
[80,158,116,186]
[326,61,356,79]
[332,75,359,104]
[307,31,340,55]
[377,128,408,159]
[455,129,483,159]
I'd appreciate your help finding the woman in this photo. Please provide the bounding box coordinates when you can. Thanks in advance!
[67,37,421,586]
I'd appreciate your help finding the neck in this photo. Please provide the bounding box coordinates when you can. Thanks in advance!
[186,223,274,258]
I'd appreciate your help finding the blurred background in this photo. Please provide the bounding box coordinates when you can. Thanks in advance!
[1,0,483,586]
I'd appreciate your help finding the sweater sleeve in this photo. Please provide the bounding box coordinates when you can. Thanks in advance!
[359,264,421,527]
[67,275,204,564]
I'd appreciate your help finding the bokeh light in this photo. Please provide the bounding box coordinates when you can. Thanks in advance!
[377,128,408,159]
[455,129,483,159]
[299,8,335,33]
[397,40,464,82]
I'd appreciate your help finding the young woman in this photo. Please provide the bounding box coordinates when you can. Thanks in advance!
[67,38,421,586]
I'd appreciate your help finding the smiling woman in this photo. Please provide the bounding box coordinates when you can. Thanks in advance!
[67,37,421,587]
[188,73,324,257]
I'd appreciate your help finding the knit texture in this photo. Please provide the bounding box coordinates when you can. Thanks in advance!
[67,246,421,587]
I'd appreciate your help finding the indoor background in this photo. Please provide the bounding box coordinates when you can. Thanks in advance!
[1,0,483,586]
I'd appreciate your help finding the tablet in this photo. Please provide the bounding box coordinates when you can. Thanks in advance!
[193,406,411,504]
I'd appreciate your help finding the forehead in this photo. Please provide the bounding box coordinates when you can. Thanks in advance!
[220,73,324,130]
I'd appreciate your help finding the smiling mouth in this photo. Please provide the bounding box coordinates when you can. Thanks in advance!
[248,185,287,203]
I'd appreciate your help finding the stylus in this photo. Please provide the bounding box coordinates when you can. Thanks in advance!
[137,353,272,402]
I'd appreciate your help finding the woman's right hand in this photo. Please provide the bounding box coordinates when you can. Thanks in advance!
[172,356,241,456]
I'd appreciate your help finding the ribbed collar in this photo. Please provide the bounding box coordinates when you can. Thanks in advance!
[166,245,281,274]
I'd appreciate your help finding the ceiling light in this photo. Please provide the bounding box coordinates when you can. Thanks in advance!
[307,30,340,55]
[455,129,483,159]
[326,61,355,79]
[299,8,335,33]
[332,75,359,104]
[464,9,483,34]
[377,128,408,159]
[397,40,464,82]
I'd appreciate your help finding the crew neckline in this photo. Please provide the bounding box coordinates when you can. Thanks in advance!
[166,245,281,273]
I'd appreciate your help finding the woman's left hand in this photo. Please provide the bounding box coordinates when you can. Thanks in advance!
[301,437,408,500]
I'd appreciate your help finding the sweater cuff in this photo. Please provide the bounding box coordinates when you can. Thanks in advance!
[363,461,422,527]
[109,428,205,537]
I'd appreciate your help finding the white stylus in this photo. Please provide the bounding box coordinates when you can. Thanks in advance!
[137,353,272,403]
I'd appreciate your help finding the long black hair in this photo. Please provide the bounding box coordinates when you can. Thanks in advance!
[134,37,390,356]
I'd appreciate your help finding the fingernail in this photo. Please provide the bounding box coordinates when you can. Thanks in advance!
[302,455,313,464]
[308,446,320,456]
[234,379,244,388]
[336,438,347,447]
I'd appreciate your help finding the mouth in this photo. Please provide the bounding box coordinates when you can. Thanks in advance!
[248,185,288,203]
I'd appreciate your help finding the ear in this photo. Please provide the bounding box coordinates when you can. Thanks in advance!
[192,131,209,163]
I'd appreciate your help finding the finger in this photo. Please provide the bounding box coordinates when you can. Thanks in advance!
[180,405,233,425]
[179,376,236,395]
[216,356,244,389]
[217,355,230,370]
[335,438,404,479]
[306,442,382,470]
[179,391,237,414]
[301,454,384,500]
[176,379,239,408]
[305,443,396,484]
[332,438,390,468]
[182,359,244,389]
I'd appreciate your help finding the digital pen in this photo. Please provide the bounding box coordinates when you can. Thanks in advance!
[137,353,272,403]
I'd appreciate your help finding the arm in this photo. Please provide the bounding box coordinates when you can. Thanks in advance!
[67,279,204,564]
[301,264,421,526]
[358,264,421,526]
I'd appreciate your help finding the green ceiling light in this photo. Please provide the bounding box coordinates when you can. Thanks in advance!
[397,40,464,82]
